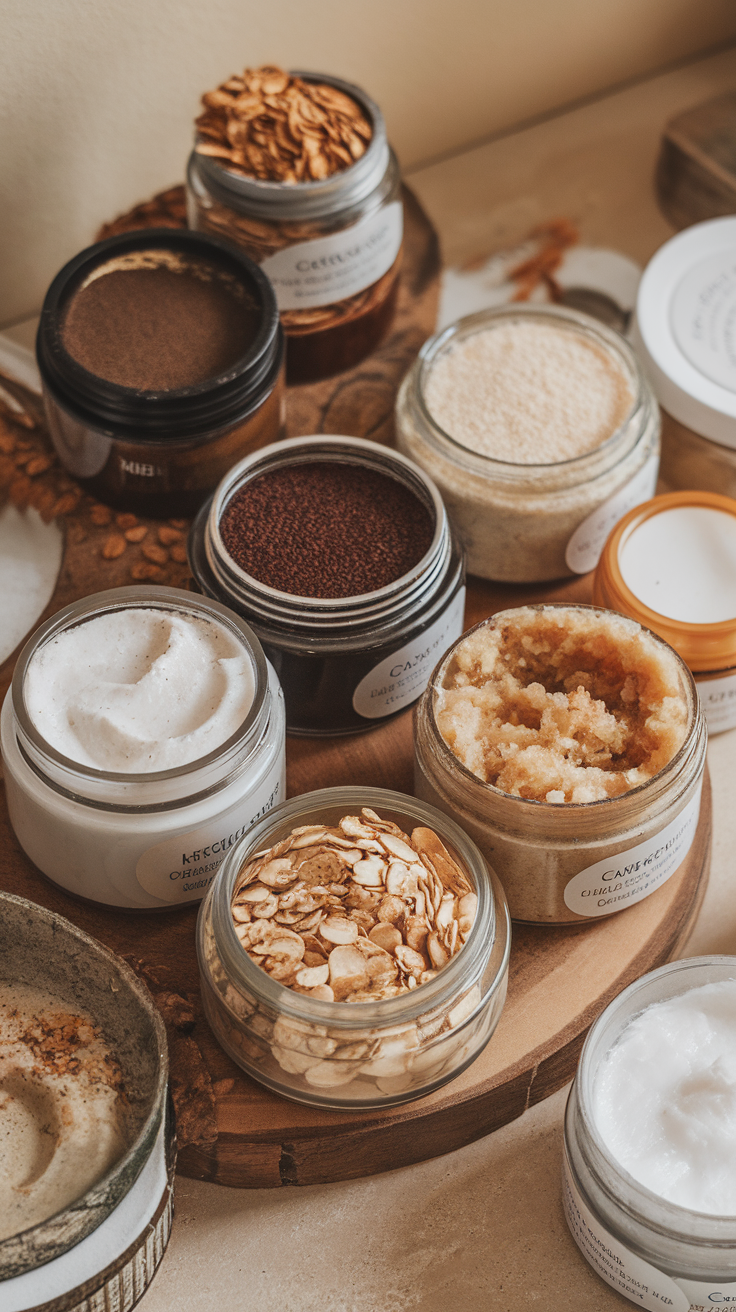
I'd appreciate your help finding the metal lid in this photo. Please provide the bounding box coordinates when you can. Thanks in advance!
[634,217,736,449]
[593,490,736,671]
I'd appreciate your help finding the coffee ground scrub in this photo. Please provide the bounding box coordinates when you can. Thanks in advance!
[188,435,466,735]
[37,229,284,517]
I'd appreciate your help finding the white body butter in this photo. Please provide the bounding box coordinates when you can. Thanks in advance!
[594,979,736,1214]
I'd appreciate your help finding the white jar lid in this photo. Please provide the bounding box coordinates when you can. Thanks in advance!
[633,217,736,449]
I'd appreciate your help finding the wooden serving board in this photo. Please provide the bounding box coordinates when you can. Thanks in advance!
[0,187,711,1188]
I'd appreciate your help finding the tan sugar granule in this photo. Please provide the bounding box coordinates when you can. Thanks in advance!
[436,607,688,803]
[424,320,634,464]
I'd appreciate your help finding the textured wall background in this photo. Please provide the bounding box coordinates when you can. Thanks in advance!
[2,0,736,325]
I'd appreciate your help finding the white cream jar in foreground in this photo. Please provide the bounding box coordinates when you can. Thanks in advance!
[564,957,736,1310]
[1,586,285,909]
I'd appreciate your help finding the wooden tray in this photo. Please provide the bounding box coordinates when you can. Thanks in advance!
[0,189,711,1188]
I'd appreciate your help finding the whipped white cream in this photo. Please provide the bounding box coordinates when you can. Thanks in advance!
[593,979,736,1214]
[25,608,255,772]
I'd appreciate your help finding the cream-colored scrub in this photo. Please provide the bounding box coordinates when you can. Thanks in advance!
[593,979,736,1215]
[0,984,128,1240]
[24,608,255,771]
[436,606,687,803]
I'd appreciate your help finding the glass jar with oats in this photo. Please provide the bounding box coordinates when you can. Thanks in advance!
[414,604,706,925]
[196,787,510,1109]
[396,305,660,583]
[186,66,402,384]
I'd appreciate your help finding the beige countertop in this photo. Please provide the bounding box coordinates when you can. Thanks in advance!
[8,43,736,1312]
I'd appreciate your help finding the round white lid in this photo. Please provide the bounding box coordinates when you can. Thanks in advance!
[618,503,736,624]
[633,216,736,449]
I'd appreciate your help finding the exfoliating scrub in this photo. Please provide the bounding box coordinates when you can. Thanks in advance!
[0,983,129,1241]
[24,608,256,772]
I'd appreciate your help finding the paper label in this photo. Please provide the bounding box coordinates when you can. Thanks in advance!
[699,671,736,733]
[136,760,284,904]
[565,454,659,574]
[563,787,701,917]
[260,201,403,310]
[352,587,466,720]
[671,251,736,393]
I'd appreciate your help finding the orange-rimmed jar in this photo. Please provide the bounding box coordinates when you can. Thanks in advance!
[594,490,736,734]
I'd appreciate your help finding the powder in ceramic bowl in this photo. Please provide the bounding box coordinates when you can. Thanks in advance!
[424,319,634,465]
[219,462,434,598]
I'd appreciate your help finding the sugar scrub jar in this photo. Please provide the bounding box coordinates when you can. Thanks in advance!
[564,957,736,1309]
[396,304,660,582]
[188,434,465,735]
[0,586,285,909]
[595,491,736,734]
[187,66,402,384]
[36,228,284,516]
[196,787,510,1109]
[414,604,706,924]
[634,216,736,499]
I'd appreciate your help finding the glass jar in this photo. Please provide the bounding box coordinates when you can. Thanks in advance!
[564,956,736,1310]
[395,304,660,583]
[196,786,510,1109]
[187,72,403,384]
[594,491,736,734]
[634,216,736,499]
[36,228,284,518]
[187,434,466,736]
[414,604,707,924]
[0,586,285,909]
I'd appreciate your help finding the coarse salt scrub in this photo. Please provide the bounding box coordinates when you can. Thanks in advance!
[396,305,660,582]
[595,490,736,734]
[564,957,736,1310]
[414,604,706,924]
[187,435,466,735]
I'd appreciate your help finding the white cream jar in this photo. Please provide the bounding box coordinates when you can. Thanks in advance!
[564,957,736,1310]
[1,586,285,909]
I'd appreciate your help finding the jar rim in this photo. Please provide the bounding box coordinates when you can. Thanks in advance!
[423,602,701,814]
[202,785,509,1030]
[574,955,736,1233]
[413,303,646,475]
[11,585,270,786]
[190,70,390,221]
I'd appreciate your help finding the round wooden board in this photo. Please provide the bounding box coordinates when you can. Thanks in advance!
[0,187,711,1188]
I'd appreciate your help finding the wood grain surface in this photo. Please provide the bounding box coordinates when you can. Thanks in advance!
[0,185,711,1187]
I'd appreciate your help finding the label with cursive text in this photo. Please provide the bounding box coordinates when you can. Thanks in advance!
[352,588,466,720]
[260,201,403,310]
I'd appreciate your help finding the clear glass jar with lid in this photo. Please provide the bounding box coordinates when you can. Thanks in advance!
[395,304,660,583]
[196,786,511,1109]
[187,72,403,384]
[564,956,736,1310]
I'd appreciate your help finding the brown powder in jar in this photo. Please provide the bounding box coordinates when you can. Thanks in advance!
[62,254,260,390]
[436,607,688,804]
[219,462,434,598]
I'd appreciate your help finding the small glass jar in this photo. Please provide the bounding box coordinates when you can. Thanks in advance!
[36,228,284,517]
[0,586,285,910]
[594,490,736,734]
[396,304,660,583]
[564,957,736,1310]
[187,434,466,736]
[196,786,510,1109]
[187,72,403,384]
[414,604,707,924]
[634,216,736,499]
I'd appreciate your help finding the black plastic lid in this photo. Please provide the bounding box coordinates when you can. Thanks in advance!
[36,228,283,441]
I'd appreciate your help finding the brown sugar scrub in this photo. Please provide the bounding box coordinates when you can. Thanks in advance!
[437,606,688,804]
[414,605,706,924]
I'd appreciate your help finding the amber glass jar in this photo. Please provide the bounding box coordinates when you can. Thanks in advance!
[187,72,402,384]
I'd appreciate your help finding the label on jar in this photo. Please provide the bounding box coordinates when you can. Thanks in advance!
[564,454,659,575]
[562,787,701,918]
[135,763,284,904]
[260,201,403,311]
[698,670,736,734]
[671,250,736,393]
[352,586,466,720]
[564,1153,736,1311]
